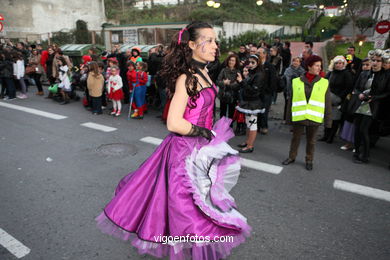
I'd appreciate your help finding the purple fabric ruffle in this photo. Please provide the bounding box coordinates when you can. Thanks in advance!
[96,117,251,259]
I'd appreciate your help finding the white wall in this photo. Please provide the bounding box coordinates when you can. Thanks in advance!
[223,22,302,39]
[2,0,106,38]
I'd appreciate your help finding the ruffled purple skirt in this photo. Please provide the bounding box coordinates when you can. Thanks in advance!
[96,117,251,260]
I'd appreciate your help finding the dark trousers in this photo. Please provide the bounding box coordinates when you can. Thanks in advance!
[322,120,341,142]
[121,76,129,104]
[101,88,107,107]
[283,92,288,121]
[31,73,43,92]
[0,77,16,98]
[220,101,235,119]
[91,96,102,113]
[48,76,56,86]
[258,94,273,129]
[354,114,373,160]
[289,125,319,162]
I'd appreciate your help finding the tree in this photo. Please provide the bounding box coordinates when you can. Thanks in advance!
[75,20,91,44]
[356,17,376,34]
[345,0,376,41]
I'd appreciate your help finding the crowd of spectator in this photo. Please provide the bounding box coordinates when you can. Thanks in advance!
[0,37,389,168]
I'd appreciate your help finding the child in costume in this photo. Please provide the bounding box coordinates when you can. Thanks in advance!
[96,21,251,260]
[130,62,148,119]
[130,47,143,64]
[126,61,137,93]
[57,56,71,105]
[107,66,123,116]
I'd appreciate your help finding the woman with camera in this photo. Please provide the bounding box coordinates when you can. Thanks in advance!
[350,49,390,164]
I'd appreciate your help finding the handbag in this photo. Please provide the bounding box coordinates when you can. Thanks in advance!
[346,93,362,116]
[25,64,37,74]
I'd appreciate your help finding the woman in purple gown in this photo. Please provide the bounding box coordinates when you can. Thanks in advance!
[96,21,251,260]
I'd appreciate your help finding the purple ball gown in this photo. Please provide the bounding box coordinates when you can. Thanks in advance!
[96,85,251,259]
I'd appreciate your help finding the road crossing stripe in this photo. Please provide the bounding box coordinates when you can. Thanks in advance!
[140,136,163,146]
[140,136,283,174]
[333,179,390,203]
[80,122,117,132]
[0,101,67,120]
[241,158,283,174]
[0,227,31,258]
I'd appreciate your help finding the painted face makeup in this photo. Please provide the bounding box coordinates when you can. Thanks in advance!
[191,28,218,63]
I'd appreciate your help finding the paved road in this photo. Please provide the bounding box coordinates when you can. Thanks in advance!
[0,92,389,260]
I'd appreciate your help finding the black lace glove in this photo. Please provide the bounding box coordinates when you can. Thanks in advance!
[187,124,213,141]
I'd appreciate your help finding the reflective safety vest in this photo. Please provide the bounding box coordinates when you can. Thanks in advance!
[291,77,328,123]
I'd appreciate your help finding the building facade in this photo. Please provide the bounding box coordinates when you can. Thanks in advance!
[0,0,106,42]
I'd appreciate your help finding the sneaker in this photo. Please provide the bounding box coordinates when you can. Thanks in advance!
[340,144,352,151]
[131,111,139,118]
[17,94,27,99]
[3,96,9,100]
[115,110,121,117]
[260,128,268,135]
[110,109,117,115]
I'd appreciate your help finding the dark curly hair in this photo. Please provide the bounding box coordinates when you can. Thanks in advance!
[158,21,213,108]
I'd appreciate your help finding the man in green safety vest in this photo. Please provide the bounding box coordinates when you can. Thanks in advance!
[282,55,332,171]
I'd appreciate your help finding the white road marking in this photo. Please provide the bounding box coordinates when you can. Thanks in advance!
[0,102,67,120]
[0,228,31,258]
[140,136,163,146]
[241,158,283,174]
[80,122,117,132]
[140,136,283,174]
[333,180,390,203]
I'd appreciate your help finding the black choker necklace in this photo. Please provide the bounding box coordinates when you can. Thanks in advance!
[192,59,208,69]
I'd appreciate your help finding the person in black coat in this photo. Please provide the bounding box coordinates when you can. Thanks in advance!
[0,51,16,99]
[257,47,277,135]
[108,45,130,103]
[235,54,265,153]
[319,55,354,143]
[350,49,390,163]
[238,44,249,68]
[217,54,241,120]
[345,46,362,78]
[148,45,166,109]
[281,41,292,73]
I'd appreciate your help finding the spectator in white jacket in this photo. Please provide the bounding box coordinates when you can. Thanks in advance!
[13,52,27,99]
[57,56,71,105]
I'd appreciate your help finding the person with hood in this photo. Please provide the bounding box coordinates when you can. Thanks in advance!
[282,57,305,121]
[318,55,353,143]
[130,47,142,64]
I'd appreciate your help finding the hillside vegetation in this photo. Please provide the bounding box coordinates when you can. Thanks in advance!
[104,0,315,26]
